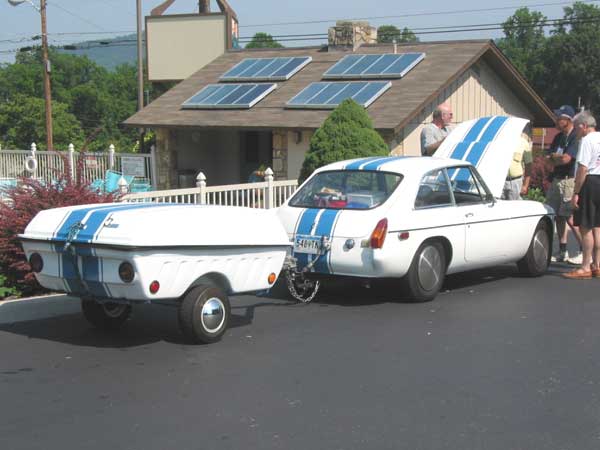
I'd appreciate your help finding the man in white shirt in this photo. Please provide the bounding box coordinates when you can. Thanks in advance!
[420,103,453,156]
[564,111,600,279]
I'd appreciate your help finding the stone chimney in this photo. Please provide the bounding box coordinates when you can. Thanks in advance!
[328,21,378,51]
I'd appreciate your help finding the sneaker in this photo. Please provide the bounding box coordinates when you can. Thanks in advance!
[568,252,583,265]
[553,250,567,263]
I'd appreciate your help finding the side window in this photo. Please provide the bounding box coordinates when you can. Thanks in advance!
[447,166,486,205]
[414,169,452,209]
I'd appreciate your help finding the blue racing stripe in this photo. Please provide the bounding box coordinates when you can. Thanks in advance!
[54,204,120,239]
[313,209,341,273]
[360,157,397,171]
[294,208,320,269]
[449,117,493,160]
[344,157,385,170]
[464,116,508,166]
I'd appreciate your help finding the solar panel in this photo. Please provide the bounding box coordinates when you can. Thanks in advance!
[286,81,391,109]
[181,83,277,109]
[221,56,312,81]
[323,53,425,79]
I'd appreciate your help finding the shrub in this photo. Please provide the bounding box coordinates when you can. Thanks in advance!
[0,274,19,300]
[529,154,551,193]
[299,99,389,182]
[524,186,546,203]
[0,158,117,297]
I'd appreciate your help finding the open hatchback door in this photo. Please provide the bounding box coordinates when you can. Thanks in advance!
[433,116,529,198]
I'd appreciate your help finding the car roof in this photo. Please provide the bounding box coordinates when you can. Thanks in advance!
[315,156,470,176]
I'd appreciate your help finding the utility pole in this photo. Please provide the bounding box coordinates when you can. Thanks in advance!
[136,0,145,152]
[8,0,53,150]
[40,0,53,150]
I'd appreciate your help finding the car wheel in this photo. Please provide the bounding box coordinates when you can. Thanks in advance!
[81,298,132,330]
[178,285,230,344]
[517,221,551,277]
[403,241,446,302]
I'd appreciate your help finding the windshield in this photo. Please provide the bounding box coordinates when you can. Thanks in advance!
[288,170,403,210]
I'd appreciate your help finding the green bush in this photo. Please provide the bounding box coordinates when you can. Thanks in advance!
[0,274,19,300]
[299,99,389,182]
[524,186,546,203]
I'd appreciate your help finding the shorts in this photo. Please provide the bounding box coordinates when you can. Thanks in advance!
[501,177,523,200]
[545,177,575,217]
[574,175,600,228]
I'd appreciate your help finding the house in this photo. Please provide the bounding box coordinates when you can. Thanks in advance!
[125,21,555,189]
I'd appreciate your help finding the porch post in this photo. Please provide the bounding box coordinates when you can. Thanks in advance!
[150,144,159,189]
[68,143,75,180]
[196,171,207,205]
[30,142,37,179]
[108,144,115,170]
[264,167,274,209]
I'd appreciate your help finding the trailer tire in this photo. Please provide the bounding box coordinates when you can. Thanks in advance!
[81,299,131,330]
[178,285,230,344]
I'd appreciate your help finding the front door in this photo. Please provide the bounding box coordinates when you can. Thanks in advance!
[240,131,273,183]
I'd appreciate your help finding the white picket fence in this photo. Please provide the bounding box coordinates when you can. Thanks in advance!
[122,168,298,209]
[0,143,156,188]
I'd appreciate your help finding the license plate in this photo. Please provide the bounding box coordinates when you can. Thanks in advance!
[294,234,322,255]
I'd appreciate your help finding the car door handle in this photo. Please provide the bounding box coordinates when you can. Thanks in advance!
[465,212,474,218]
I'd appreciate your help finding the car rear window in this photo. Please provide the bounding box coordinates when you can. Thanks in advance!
[288,170,403,210]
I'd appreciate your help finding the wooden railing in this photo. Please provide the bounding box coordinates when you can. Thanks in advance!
[122,168,299,209]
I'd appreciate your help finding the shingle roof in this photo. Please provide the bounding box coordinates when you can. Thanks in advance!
[124,40,555,132]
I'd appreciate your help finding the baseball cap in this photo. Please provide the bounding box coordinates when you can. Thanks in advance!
[554,105,575,120]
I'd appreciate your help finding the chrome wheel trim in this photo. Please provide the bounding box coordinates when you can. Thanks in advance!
[102,302,128,318]
[200,297,226,333]
[417,245,443,292]
[532,229,549,269]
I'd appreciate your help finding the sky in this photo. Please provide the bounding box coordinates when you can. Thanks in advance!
[0,0,598,64]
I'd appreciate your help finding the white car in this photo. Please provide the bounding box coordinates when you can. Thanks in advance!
[277,116,554,302]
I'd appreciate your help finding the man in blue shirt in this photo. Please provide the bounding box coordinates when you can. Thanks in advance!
[545,105,582,262]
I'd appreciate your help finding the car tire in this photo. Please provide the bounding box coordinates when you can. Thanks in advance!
[81,298,132,330]
[517,221,551,277]
[403,240,446,302]
[178,285,230,344]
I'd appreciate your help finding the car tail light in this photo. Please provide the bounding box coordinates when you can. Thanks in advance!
[149,280,160,294]
[29,253,43,273]
[370,218,388,249]
[118,262,135,283]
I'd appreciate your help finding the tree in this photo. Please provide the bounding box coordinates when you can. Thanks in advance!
[496,7,547,87]
[540,2,600,110]
[0,94,84,150]
[377,25,419,43]
[299,99,389,181]
[245,32,284,49]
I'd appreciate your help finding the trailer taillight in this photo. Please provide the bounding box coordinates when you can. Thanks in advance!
[370,218,388,249]
[149,280,160,294]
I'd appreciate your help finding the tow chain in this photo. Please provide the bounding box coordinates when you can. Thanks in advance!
[63,221,90,295]
[285,236,330,303]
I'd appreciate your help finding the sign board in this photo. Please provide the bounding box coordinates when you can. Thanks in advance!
[85,156,98,169]
[146,14,227,81]
[121,157,146,178]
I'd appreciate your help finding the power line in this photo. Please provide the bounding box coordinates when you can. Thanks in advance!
[239,0,600,28]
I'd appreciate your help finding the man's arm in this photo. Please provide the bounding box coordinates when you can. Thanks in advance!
[423,138,445,156]
[572,163,588,209]
[420,126,445,156]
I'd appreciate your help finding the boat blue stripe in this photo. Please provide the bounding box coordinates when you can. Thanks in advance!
[344,157,383,170]
[75,203,161,243]
[464,116,508,166]
[55,203,166,243]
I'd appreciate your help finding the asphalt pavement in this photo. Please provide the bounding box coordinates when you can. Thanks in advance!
[1,261,599,450]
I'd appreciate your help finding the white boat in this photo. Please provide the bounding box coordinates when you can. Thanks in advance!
[20,203,290,344]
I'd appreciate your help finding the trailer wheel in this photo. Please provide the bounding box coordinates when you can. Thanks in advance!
[178,285,230,344]
[81,298,131,330]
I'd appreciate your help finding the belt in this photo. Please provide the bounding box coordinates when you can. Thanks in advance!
[506,175,522,181]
